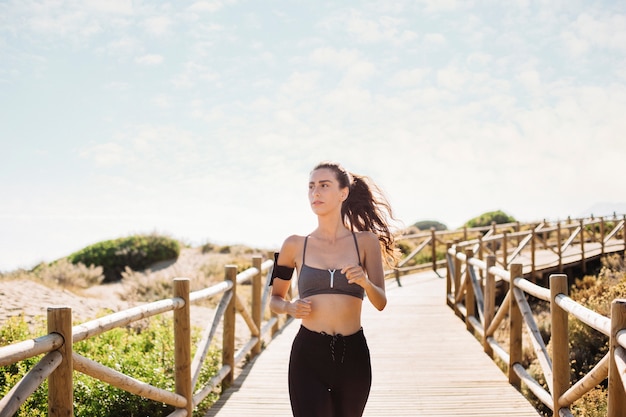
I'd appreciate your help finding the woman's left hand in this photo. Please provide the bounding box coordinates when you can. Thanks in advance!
[341,265,369,288]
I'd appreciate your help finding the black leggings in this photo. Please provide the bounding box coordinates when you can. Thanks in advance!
[288,326,372,417]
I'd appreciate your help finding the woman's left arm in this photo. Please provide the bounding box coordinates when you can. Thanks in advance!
[343,232,387,311]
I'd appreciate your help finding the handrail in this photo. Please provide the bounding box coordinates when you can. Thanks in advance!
[0,255,282,416]
[2,213,624,415]
[445,213,626,417]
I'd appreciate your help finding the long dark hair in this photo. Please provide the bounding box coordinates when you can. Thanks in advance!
[312,161,398,265]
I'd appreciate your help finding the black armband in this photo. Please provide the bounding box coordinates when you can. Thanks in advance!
[269,252,295,286]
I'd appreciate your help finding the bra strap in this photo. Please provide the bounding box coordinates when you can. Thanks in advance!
[302,235,309,265]
[351,232,363,266]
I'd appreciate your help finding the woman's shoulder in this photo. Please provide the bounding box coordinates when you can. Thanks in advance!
[282,234,306,247]
[279,234,306,257]
[355,230,379,245]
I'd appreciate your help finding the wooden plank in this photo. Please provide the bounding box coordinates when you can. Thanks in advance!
[205,271,540,416]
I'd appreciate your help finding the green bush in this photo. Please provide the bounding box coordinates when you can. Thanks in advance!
[0,316,48,417]
[0,315,220,417]
[67,234,181,283]
[412,220,448,231]
[464,210,516,228]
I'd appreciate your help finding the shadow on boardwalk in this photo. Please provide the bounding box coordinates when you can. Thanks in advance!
[205,270,540,417]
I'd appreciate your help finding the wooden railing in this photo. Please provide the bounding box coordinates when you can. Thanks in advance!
[446,214,626,416]
[2,214,624,416]
[390,214,626,283]
[0,256,285,417]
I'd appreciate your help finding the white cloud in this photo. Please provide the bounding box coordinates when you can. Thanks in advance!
[388,68,430,87]
[417,0,465,13]
[279,71,319,96]
[187,1,224,13]
[310,47,361,69]
[562,12,626,57]
[324,9,417,45]
[80,142,130,167]
[84,0,134,15]
[423,33,446,46]
[436,66,468,91]
[100,36,142,57]
[142,16,172,36]
[171,61,220,88]
[135,54,164,65]
[152,94,170,108]
[516,69,542,96]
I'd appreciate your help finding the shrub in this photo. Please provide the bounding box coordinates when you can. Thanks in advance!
[4,259,104,289]
[0,316,48,417]
[464,210,516,228]
[412,220,448,231]
[67,234,181,283]
[0,315,220,417]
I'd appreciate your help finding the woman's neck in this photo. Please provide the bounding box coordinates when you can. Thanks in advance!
[312,218,351,243]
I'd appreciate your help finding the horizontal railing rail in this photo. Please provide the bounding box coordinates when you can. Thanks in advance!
[0,255,283,417]
[446,213,626,417]
[2,213,624,416]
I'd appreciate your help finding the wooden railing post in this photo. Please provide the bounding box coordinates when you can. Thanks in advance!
[453,243,462,315]
[465,248,475,331]
[252,256,263,357]
[580,219,587,274]
[268,251,280,337]
[550,274,569,415]
[454,245,462,299]
[502,231,508,270]
[223,265,238,389]
[483,255,496,357]
[445,242,452,305]
[531,229,536,282]
[431,227,437,272]
[478,235,484,279]
[557,222,563,273]
[47,307,73,417]
[173,278,192,416]
[608,299,626,417]
[623,215,626,246]
[600,217,605,255]
[508,264,523,388]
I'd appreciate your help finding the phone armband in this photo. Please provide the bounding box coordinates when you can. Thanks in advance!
[269,252,295,286]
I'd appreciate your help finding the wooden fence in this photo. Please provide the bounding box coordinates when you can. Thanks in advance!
[0,256,285,417]
[1,214,624,416]
[446,215,626,416]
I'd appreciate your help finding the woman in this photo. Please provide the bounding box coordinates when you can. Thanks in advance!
[269,161,397,417]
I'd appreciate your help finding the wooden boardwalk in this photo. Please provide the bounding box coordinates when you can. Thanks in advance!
[204,270,540,417]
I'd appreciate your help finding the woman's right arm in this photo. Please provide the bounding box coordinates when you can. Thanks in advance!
[269,236,312,318]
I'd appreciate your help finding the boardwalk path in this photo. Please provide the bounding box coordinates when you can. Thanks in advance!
[205,270,540,416]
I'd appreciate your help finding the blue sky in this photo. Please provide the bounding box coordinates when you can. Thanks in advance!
[1,0,626,271]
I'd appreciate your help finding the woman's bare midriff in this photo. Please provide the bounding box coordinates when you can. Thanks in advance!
[300,293,363,335]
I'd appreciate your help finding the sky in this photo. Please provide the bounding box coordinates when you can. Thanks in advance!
[1,0,626,272]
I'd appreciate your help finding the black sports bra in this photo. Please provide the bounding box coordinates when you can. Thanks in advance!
[298,233,364,300]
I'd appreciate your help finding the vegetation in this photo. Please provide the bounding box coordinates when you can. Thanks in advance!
[67,234,181,283]
[464,210,516,228]
[518,255,625,416]
[0,315,220,417]
[0,236,269,417]
[412,220,447,231]
[8,258,104,289]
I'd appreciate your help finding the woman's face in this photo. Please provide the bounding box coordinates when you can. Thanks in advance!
[308,168,348,215]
